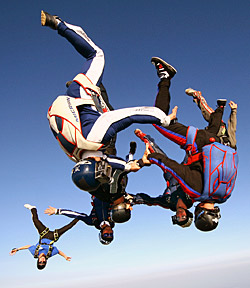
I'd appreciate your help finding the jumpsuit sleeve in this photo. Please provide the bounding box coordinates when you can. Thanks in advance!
[227,108,237,148]
[58,209,93,226]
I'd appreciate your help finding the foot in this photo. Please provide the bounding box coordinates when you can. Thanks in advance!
[151,57,177,79]
[24,204,36,210]
[129,141,137,155]
[66,81,73,88]
[217,99,227,108]
[134,129,166,155]
[185,88,202,98]
[41,10,60,30]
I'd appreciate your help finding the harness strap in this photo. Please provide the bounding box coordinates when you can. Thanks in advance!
[33,229,59,259]
[73,73,110,113]
[45,244,54,259]
[39,227,49,238]
[183,126,198,154]
[53,229,59,242]
[185,152,203,165]
[110,169,125,194]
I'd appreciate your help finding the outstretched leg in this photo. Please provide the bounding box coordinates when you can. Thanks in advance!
[56,219,78,238]
[57,21,104,87]
[30,208,47,234]
[41,11,104,93]
[148,152,203,198]
[185,88,214,122]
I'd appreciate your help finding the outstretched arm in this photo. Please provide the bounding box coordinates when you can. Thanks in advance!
[227,101,237,148]
[58,250,71,261]
[9,245,31,255]
[44,206,57,216]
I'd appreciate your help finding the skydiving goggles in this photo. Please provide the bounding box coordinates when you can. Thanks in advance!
[172,208,193,228]
[99,231,114,245]
[195,206,221,221]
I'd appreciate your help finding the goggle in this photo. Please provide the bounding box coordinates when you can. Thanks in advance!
[195,206,221,220]
[172,214,186,224]
[99,232,113,245]
[172,209,193,227]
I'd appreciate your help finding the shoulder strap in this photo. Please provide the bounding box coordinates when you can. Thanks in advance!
[110,169,126,194]
[73,73,110,113]
[183,126,198,154]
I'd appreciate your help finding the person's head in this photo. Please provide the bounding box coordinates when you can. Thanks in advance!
[194,202,221,232]
[172,208,193,228]
[37,254,47,270]
[111,196,132,223]
[71,158,112,192]
[99,225,114,245]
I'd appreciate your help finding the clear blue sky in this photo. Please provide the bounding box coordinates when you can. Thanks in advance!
[1,0,250,287]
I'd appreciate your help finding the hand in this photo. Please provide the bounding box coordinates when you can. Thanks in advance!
[88,156,102,162]
[169,106,178,120]
[229,101,237,110]
[44,206,57,216]
[129,160,141,172]
[10,248,18,256]
[65,256,71,261]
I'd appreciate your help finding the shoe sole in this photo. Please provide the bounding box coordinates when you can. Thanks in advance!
[41,10,46,26]
[151,56,177,75]
[41,10,58,29]
[185,88,201,98]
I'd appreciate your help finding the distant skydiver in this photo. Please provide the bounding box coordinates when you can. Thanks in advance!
[41,11,177,222]
[134,57,238,232]
[9,204,78,270]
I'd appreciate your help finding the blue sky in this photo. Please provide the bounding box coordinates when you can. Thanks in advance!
[1,0,250,287]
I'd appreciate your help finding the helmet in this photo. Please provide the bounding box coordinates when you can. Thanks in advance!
[111,203,131,223]
[99,230,114,245]
[71,159,112,192]
[37,258,47,270]
[172,209,193,228]
[194,205,221,232]
[72,159,101,192]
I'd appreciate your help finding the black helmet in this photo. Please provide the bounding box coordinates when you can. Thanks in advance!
[172,209,193,228]
[71,159,112,192]
[37,258,47,270]
[194,205,221,232]
[111,203,131,223]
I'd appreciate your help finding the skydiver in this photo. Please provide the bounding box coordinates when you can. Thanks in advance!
[132,132,194,228]
[10,204,78,270]
[45,196,114,245]
[134,57,238,232]
[41,11,177,222]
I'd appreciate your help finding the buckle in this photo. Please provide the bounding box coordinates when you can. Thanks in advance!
[95,160,112,183]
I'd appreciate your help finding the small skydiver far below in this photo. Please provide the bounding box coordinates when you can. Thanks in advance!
[9,204,78,270]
